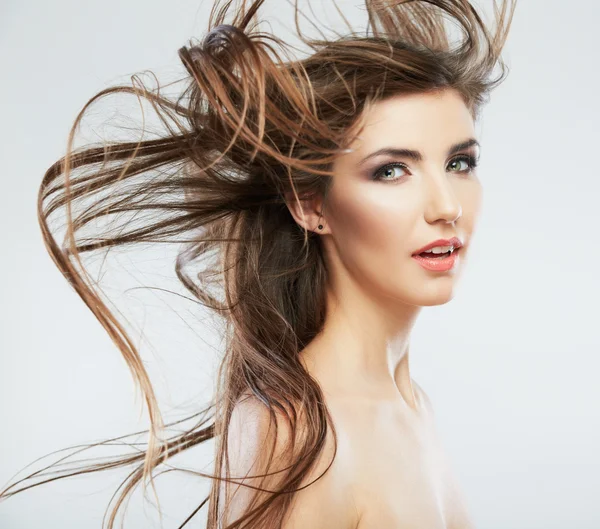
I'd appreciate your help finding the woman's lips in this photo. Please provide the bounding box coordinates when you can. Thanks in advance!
[411,247,461,272]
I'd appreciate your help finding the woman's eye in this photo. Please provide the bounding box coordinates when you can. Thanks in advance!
[371,154,479,183]
[372,163,407,182]
[448,154,479,173]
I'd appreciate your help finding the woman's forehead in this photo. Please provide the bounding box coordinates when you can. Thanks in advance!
[340,90,476,163]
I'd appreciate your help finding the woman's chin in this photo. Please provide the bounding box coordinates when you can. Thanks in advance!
[417,290,457,307]
[390,278,461,307]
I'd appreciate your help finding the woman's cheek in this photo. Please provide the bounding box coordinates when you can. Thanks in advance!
[331,195,416,285]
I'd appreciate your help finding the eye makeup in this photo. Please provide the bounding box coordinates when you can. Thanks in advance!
[369,153,480,183]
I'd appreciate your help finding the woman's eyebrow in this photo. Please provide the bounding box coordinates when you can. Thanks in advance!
[358,138,480,165]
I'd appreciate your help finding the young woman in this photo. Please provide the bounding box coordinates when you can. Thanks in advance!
[1,0,517,527]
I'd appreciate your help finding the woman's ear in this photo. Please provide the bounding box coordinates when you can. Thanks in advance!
[284,191,327,234]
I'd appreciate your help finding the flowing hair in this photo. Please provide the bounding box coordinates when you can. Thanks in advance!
[1,0,516,527]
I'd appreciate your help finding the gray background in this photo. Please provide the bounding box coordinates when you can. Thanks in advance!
[1,0,599,527]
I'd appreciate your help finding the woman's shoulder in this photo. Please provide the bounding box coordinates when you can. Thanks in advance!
[223,392,361,529]
[412,378,434,416]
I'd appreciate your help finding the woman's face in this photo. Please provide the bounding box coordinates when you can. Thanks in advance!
[324,88,482,307]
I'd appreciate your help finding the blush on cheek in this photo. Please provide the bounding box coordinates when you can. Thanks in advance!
[331,194,415,278]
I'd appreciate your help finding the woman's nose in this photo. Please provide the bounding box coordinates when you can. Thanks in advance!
[423,174,462,224]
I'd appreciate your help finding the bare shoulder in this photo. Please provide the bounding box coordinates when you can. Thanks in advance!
[220,393,360,529]
[410,382,476,528]
[412,378,434,416]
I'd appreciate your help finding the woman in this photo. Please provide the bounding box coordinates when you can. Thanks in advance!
[1,0,517,527]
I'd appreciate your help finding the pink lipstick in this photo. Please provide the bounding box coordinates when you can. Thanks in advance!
[411,237,463,272]
[412,250,460,271]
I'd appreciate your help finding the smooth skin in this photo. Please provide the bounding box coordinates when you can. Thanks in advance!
[223,88,482,528]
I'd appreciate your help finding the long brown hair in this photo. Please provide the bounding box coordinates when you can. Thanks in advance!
[1,0,516,527]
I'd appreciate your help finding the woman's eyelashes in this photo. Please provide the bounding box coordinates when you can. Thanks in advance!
[370,154,480,183]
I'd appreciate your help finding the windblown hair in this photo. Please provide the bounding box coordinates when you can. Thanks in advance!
[1,0,516,527]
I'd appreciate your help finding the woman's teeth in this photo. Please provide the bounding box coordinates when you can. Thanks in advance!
[420,251,451,259]
[419,245,454,258]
